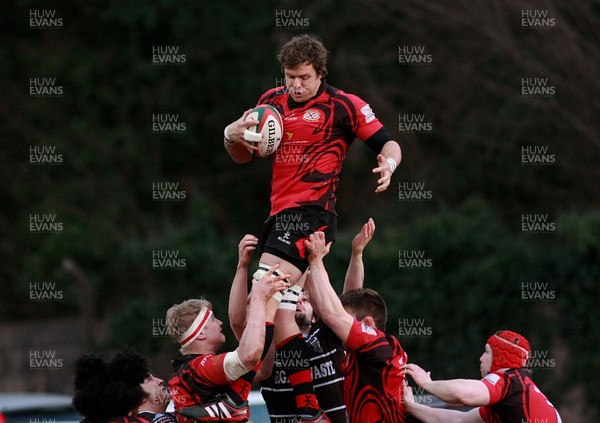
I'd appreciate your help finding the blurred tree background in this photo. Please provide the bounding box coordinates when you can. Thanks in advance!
[1,0,599,420]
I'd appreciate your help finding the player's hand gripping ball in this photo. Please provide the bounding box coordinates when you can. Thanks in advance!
[244,105,283,157]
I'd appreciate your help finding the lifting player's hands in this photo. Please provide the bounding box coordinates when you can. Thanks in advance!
[401,380,416,406]
[351,217,376,255]
[373,154,394,193]
[402,363,433,389]
[237,234,258,268]
[225,109,260,152]
[305,231,332,264]
[251,263,290,301]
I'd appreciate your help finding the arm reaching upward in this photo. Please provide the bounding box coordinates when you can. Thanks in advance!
[343,218,376,293]
[305,232,355,344]
[228,235,258,340]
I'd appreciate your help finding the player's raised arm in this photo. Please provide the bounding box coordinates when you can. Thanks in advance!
[223,109,260,164]
[233,265,289,374]
[228,234,258,341]
[343,217,376,293]
[305,232,355,344]
[372,140,402,193]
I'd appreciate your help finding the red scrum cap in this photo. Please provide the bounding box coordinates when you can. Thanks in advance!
[487,330,531,372]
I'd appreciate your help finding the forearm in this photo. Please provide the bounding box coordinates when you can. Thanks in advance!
[306,260,344,321]
[381,140,401,166]
[228,263,249,340]
[422,379,488,406]
[406,401,466,423]
[236,295,266,367]
[343,252,364,293]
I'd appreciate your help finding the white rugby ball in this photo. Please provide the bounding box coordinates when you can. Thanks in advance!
[244,105,283,157]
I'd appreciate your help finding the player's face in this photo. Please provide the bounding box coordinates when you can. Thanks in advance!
[140,374,170,405]
[480,344,493,377]
[295,292,314,329]
[202,314,226,347]
[284,63,322,103]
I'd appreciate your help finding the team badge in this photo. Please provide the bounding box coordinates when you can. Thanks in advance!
[303,109,321,122]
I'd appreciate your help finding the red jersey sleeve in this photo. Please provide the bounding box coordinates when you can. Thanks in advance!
[481,372,506,404]
[188,353,229,386]
[343,93,384,142]
[345,319,391,360]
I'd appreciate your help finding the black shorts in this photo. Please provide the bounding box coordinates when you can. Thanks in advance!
[258,206,337,273]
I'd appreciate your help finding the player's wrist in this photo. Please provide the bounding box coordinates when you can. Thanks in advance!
[224,125,235,145]
[386,157,397,173]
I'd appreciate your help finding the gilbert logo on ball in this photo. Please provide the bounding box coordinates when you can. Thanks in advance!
[244,105,283,157]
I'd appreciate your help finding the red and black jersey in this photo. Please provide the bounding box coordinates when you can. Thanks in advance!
[257,83,392,216]
[80,417,150,423]
[169,353,230,411]
[261,321,348,422]
[479,368,562,423]
[342,320,408,423]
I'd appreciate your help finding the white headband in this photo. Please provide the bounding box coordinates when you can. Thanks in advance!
[179,307,212,349]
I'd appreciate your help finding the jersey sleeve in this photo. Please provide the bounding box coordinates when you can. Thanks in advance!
[345,320,392,363]
[481,372,507,405]
[188,353,230,387]
[344,93,385,142]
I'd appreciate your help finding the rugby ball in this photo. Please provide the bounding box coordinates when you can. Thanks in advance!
[244,105,283,157]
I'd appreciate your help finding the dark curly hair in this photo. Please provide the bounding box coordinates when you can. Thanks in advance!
[277,34,328,78]
[73,347,149,420]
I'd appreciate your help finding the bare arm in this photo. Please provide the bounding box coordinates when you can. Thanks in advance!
[228,235,258,340]
[404,384,483,423]
[305,232,355,344]
[235,265,289,370]
[404,363,491,407]
[343,218,375,293]
[224,109,260,164]
[372,140,402,193]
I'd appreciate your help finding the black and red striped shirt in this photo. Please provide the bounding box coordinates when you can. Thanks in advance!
[257,83,392,216]
[479,368,562,422]
[342,320,408,423]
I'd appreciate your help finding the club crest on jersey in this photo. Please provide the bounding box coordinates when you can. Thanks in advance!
[303,109,321,122]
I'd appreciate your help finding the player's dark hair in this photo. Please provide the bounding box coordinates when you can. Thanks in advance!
[73,347,149,419]
[340,288,387,331]
[278,34,328,78]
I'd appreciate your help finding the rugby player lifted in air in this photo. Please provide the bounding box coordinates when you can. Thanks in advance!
[223,34,401,423]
